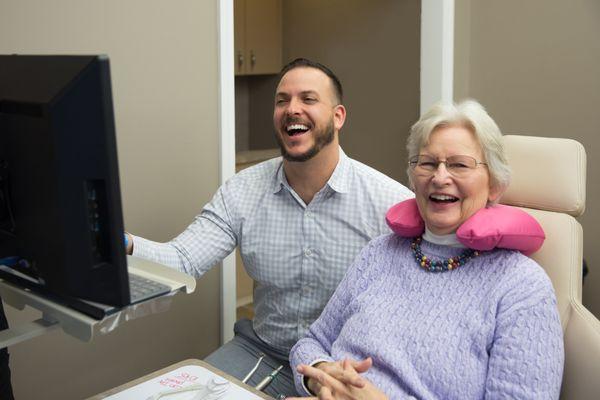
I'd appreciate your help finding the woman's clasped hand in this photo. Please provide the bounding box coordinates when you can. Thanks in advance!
[287,358,389,400]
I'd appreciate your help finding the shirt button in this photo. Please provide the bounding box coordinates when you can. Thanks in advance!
[305,211,312,218]
[304,248,312,256]
[302,285,310,294]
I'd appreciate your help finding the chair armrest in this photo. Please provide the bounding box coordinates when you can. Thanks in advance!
[561,302,600,399]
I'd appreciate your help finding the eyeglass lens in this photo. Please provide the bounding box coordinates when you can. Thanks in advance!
[409,155,479,176]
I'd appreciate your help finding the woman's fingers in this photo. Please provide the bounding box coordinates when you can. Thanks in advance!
[349,357,372,373]
[313,359,367,388]
[340,359,366,388]
[299,356,372,395]
[299,364,354,395]
[317,386,334,400]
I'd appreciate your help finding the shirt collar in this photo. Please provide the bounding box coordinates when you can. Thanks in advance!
[327,147,351,194]
[272,160,288,194]
[271,146,351,194]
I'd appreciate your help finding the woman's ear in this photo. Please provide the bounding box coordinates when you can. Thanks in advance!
[488,184,504,203]
[407,173,415,192]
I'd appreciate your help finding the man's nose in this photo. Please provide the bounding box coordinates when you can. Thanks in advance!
[286,97,302,115]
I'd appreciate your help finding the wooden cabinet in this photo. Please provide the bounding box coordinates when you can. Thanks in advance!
[234,0,282,75]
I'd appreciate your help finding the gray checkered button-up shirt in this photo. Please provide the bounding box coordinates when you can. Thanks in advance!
[132,147,413,352]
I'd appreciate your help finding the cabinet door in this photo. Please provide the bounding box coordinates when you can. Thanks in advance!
[234,0,246,75]
[244,0,282,75]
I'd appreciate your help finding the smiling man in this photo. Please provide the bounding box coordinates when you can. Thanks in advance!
[126,58,413,397]
[274,64,342,163]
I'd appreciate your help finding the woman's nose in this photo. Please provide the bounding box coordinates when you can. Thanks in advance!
[431,162,452,183]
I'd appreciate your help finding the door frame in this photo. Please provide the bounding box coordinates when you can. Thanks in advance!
[217,0,237,344]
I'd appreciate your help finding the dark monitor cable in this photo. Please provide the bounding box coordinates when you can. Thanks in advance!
[0,160,16,239]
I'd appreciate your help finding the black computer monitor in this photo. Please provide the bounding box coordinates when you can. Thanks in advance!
[0,55,131,313]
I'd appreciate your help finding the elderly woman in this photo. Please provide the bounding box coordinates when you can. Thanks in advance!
[288,100,564,400]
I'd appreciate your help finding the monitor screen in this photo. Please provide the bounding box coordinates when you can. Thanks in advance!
[0,55,131,314]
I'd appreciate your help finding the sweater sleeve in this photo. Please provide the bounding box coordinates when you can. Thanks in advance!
[289,236,383,395]
[485,258,564,399]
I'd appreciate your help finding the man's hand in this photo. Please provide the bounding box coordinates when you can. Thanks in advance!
[288,358,388,400]
[125,232,133,255]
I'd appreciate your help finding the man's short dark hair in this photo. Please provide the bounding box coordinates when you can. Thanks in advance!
[278,58,343,104]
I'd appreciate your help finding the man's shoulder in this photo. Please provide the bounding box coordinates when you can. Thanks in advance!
[217,157,283,204]
[347,157,413,197]
[228,156,283,185]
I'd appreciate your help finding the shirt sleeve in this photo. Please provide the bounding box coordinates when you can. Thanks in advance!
[484,260,564,399]
[289,237,381,395]
[132,181,239,278]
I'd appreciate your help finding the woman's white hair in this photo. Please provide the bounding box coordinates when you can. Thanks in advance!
[406,99,511,200]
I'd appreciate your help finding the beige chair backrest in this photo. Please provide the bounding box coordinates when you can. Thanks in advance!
[502,135,585,328]
[501,135,600,399]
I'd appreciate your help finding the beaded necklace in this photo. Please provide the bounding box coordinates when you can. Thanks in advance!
[411,236,480,272]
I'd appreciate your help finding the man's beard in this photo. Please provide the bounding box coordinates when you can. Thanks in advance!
[275,119,335,162]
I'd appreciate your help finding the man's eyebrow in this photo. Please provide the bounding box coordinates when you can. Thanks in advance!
[299,90,319,97]
[275,90,320,99]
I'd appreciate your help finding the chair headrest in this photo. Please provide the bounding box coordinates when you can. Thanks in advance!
[500,135,586,217]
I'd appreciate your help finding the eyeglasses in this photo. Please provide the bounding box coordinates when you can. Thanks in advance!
[408,154,487,177]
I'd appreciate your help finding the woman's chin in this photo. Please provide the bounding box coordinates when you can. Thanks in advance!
[424,218,461,235]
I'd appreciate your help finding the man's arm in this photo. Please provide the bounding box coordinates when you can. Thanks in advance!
[125,183,239,278]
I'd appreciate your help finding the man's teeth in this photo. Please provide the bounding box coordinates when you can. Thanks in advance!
[285,123,310,136]
[286,124,309,132]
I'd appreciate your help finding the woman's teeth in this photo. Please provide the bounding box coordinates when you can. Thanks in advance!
[430,194,458,203]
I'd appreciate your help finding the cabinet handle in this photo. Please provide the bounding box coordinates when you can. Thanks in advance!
[250,50,256,67]
[237,50,244,68]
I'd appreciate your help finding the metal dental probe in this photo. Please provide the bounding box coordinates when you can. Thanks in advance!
[242,353,265,383]
[255,365,283,392]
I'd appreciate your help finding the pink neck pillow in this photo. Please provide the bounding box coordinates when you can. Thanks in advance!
[386,198,545,256]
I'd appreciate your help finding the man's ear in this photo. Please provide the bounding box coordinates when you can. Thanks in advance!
[333,104,346,131]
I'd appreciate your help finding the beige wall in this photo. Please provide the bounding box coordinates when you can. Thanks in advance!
[0,1,221,398]
[455,0,600,316]
[238,0,421,184]
[282,0,421,184]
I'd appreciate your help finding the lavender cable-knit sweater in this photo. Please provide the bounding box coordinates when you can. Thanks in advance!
[290,234,564,399]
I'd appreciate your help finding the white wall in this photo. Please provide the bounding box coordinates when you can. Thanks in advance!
[420,0,454,113]
[0,1,222,398]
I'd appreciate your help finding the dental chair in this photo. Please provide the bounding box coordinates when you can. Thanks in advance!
[501,135,600,399]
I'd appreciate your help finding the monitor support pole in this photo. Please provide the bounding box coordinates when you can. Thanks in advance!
[0,317,59,348]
